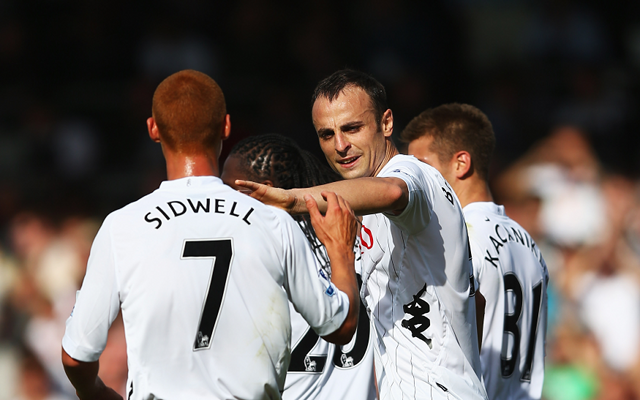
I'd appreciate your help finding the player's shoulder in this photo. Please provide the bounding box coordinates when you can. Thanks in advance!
[463,202,504,224]
[102,176,296,232]
[381,154,444,189]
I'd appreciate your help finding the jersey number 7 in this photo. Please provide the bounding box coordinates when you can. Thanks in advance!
[181,239,234,351]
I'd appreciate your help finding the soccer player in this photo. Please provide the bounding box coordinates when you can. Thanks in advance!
[221,134,376,400]
[401,103,549,400]
[238,70,488,400]
[60,70,361,400]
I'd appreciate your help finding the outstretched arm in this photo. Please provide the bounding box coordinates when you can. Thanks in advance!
[306,192,360,344]
[62,349,123,400]
[236,176,409,216]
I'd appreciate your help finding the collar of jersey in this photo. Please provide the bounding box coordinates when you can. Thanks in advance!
[158,176,223,190]
[463,201,505,216]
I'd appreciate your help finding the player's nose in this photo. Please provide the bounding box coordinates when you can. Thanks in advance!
[335,132,351,154]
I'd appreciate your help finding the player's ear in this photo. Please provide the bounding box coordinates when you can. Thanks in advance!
[454,151,472,179]
[147,117,161,143]
[381,109,393,138]
[221,114,231,141]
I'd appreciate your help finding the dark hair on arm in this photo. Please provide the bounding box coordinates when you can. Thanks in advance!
[311,69,388,129]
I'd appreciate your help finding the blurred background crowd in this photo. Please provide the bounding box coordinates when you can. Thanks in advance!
[1,0,640,399]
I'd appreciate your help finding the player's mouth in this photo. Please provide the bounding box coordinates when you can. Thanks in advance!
[336,156,360,168]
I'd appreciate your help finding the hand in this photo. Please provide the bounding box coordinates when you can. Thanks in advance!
[306,191,358,251]
[235,180,298,213]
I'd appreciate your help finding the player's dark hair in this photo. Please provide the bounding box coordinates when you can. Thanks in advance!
[400,103,496,180]
[312,69,388,130]
[228,134,342,274]
[228,134,340,189]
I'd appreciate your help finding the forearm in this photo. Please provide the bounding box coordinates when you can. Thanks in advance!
[290,177,407,216]
[322,246,359,344]
[62,349,103,399]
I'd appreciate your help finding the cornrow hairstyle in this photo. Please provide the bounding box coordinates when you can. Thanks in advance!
[228,134,342,276]
[311,69,388,130]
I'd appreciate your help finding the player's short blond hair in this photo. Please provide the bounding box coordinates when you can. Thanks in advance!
[152,70,226,154]
[401,103,495,180]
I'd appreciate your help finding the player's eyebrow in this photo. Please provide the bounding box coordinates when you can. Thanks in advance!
[340,121,364,131]
[317,127,334,138]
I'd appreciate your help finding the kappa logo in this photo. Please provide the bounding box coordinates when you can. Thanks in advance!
[360,225,373,249]
[325,285,336,296]
[340,353,354,367]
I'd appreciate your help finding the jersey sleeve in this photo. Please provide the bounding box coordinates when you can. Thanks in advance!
[468,236,485,285]
[62,214,121,362]
[378,159,432,234]
[279,213,350,337]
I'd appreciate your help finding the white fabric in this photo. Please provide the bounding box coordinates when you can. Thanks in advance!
[360,155,487,400]
[62,176,350,400]
[464,202,549,400]
[283,225,376,400]
[579,272,640,372]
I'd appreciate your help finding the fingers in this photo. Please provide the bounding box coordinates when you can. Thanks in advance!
[235,180,260,191]
[320,191,353,217]
[305,194,321,223]
[235,180,268,200]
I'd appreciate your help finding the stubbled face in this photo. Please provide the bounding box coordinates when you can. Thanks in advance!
[407,135,456,184]
[312,86,392,180]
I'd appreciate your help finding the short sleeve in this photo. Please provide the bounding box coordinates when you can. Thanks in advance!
[62,215,121,362]
[379,158,433,234]
[279,213,350,337]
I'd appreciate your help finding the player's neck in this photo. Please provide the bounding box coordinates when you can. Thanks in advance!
[164,151,220,180]
[372,140,399,177]
[454,176,493,208]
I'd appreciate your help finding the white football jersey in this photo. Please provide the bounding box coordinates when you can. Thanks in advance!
[464,202,548,400]
[360,155,487,400]
[62,176,351,400]
[283,221,376,400]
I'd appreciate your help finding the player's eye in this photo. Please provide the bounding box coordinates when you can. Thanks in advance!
[318,130,334,140]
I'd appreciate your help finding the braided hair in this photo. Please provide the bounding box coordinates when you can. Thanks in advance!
[228,134,340,189]
[228,134,342,275]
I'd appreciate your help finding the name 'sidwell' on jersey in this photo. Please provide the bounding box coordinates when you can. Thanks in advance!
[144,197,255,229]
[483,222,542,268]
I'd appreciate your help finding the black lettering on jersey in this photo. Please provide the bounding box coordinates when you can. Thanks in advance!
[495,224,508,243]
[242,208,254,225]
[229,201,240,217]
[511,227,525,246]
[215,199,225,214]
[485,250,499,268]
[128,381,134,400]
[168,201,187,217]
[441,187,454,205]
[188,198,210,213]
[401,284,431,348]
[145,212,162,229]
[156,206,171,220]
[490,235,504,254]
